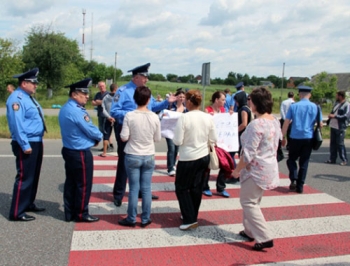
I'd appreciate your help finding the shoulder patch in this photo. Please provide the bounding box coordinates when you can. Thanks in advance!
[12,103,20,111]
[84,114,90,122]
[114,94,120,102]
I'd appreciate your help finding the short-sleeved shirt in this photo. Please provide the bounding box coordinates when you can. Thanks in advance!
[286,99,320,139]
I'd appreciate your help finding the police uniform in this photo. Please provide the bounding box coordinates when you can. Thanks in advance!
[7,68,46,222]
[285,85,321,193]
[230,82,246,112]
[59,78,103,222]
[110,63,169,206]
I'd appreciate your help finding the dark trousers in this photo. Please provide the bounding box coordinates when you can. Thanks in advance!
[113,124,127,201]
[202,169,226,192]
[9,141,43,220]
[175,155,209,224]
[330,128,348,163]
[62,147,93,221]
[286,138,313,191]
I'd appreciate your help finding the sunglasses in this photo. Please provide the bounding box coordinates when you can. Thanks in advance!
[247,98,251,100]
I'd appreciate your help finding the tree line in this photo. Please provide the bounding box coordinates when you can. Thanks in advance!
[0,25,338,103]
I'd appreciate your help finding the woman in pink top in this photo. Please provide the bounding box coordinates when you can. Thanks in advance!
[202,91,231,198]
[232,87,282,251]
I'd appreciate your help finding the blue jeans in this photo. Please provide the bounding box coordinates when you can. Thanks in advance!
[166,138,178,172]
[124,154,155,223]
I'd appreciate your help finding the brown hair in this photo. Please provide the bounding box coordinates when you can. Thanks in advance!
[185,89,202,107]
[249,87,273,114]
[210,91,225,104]
[134,86,151,106]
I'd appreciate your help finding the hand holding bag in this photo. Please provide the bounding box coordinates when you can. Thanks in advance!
[208,142,219,170]
[312,105,323,151]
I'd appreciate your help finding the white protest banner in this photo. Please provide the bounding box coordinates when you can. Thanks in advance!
[212,113,239,152]
[160,110,182,139]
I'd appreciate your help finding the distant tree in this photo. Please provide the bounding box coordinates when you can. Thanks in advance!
[166,73,178,82]
[0,38,25,101]
[22,25,84,90]
[224,77,236,85]
[242,73,250,86]
[149,73,166,81]
[308,72,337,104]
[211,77,224,85]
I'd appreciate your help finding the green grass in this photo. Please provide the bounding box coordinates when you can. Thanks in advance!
[0,115,98,139]
[0,114,347,140]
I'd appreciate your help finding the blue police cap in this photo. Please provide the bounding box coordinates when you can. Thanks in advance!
[235,81,244,90]
[297,85,313,93]
[127,63,151,76]
[13,68,39,84]
[65,78,92,94]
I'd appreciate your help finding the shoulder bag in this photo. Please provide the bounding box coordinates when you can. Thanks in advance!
[208,142,219,170]
[312,105,323,151]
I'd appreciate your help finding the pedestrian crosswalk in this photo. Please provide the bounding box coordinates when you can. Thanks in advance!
[68,154,350,265]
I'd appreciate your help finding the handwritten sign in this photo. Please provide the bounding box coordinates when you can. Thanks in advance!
[212,113,239,152]
[160,110,182,139]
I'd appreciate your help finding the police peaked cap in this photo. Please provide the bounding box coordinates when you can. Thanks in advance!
[128,63,151,76]
[13,68,39,84]
[235,81,244,90]
[65,78,92,94]
[297,85,313,93]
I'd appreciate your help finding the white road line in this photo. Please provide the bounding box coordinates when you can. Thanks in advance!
[70,215,350,251]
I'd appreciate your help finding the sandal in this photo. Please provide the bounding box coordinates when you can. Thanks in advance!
[98,153,107,157]
[239,231,254,242]
[252,240,274,251]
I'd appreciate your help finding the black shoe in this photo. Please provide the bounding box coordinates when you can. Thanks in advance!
[118,218,136,227]
[10,214,35,222]
[26,206,46,212]
[141,220,152,228]
[109,144,114,149]
[239,230,254,242]
[152,194,159,200]
[289,180,296,191]
[76,215,100,223]
[138,194,159,200]
[296,188,303,194]
[252,240,274,251]
[114,199,122,207]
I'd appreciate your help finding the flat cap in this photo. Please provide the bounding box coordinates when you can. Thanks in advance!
[128,63,150,76]
[13,68,39,84]
[65,78,92,94]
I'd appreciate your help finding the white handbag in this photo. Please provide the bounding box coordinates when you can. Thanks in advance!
[208,142,219,170]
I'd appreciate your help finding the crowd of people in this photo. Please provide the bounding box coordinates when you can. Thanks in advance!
[5,64,349,252]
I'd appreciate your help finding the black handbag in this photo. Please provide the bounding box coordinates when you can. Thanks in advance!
[277,140,284,162]
[312,106,323,150]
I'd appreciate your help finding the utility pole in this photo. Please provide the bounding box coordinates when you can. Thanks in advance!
[90,13,94,61]
[114,52,117,83]
[82,9,86,58]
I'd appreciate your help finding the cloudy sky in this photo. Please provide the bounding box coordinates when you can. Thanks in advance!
[1,0,350,79]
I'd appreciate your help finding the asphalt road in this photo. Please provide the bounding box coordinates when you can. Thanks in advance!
[0,109,349,265]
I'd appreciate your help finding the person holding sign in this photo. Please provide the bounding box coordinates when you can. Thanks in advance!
[202,91,231,198]
[164,89,187,176]
[173,90,217,230]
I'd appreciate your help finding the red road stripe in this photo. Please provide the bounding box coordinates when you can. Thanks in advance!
[75,201,350,231]
[89,185,320,203]
[94,165,168,170]
[68,231,350,265]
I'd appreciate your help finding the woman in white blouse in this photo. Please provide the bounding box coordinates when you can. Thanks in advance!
[173,90,217,230]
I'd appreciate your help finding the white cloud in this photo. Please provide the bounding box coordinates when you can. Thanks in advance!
[0,0,349,79]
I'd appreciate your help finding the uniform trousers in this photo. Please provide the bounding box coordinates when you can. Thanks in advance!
[113,124,127,201]
[330,128,348,163]
[286,138,313,191]
[240,177,271,243]
[62,147,93,221]
[9,141,43,220]
[175,155,209,225]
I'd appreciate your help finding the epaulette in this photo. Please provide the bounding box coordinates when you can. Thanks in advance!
[17,92,23,99]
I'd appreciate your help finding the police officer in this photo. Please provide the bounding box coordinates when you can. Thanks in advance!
[229,82,247,112]
[110,63,176,207]
[282,85,323,193]
[59,78,103,222]
[7,67,46,222]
